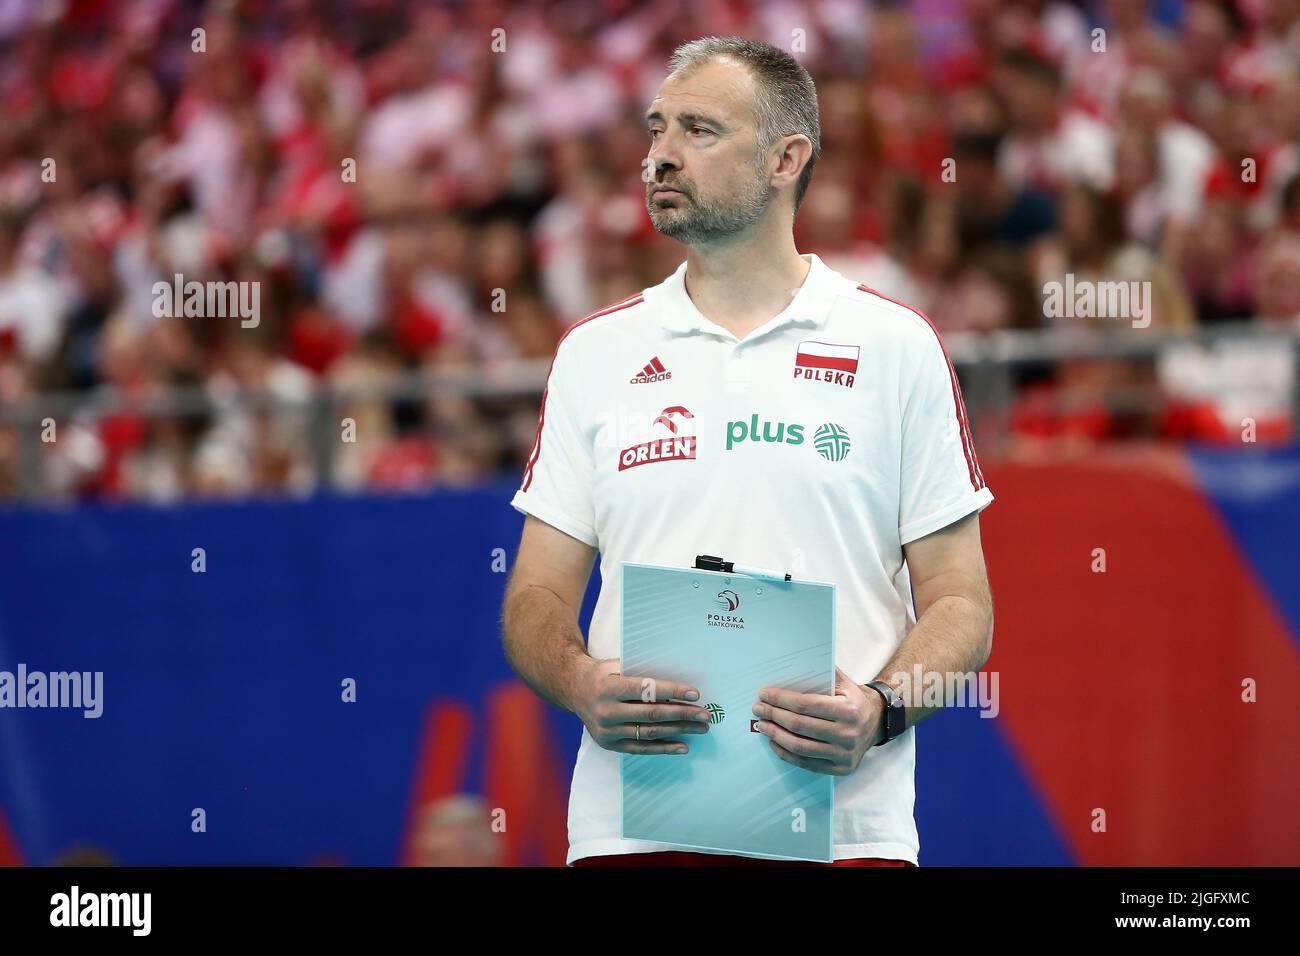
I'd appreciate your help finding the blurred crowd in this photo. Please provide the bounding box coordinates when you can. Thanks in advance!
[1,0,1299,502]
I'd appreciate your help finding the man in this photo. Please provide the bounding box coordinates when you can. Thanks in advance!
[501,37,994,866]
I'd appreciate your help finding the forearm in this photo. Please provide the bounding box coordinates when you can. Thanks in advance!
[866,591,993,730]
[500,583,592,714]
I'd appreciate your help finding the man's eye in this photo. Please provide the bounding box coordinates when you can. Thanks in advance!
[691,127,710,135]
[649,129,662,140]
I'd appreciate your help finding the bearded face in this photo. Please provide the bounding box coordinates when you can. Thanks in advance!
[645,148,775,245]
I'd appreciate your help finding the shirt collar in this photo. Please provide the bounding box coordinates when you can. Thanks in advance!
[658,252,843,338]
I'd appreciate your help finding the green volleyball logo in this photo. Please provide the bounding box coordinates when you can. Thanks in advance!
[813,422,851,461]
[706,702,726,724]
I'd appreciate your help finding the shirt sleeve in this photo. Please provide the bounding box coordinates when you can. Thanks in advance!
[510,338,599,548]
[897,324,993,545]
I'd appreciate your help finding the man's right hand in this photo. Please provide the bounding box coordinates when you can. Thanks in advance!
[570,657,712,755]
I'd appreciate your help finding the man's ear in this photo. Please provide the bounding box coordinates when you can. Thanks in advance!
[770,134,813,190]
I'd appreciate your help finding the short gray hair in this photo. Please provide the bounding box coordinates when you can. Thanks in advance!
[666,36,822,215]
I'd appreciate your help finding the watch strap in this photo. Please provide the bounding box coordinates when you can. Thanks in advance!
[865,680,906,746]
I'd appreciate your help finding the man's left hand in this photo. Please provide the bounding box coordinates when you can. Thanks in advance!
[751,668,883,775]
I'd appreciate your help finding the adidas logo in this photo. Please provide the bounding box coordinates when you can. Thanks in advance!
[629,356,672,384]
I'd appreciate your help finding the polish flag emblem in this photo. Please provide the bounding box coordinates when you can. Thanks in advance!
[795,341,860,374]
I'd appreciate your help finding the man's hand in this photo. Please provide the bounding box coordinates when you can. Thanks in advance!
[570,657,714,755]
[751,667,884,775]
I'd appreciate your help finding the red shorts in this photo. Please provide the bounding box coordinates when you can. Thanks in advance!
[573,851,914,867]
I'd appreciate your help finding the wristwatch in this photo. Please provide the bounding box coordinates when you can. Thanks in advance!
[864,680,906,746]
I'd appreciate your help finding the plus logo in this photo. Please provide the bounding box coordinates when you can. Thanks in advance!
[724,414,850,461]
[812,423,851,461]
[725,414,804,449]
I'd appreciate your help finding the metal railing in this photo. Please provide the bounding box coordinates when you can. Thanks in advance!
[946,321,1300,450]
[2,323,1297,502]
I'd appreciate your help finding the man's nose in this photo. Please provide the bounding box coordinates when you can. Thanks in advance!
[648,134,682,175]
[652,155,680,179]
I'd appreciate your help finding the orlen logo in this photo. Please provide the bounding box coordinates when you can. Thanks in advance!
[618,406,696,471]
[716,589,740,612]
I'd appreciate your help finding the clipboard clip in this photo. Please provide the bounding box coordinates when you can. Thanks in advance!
[694,554,792,582]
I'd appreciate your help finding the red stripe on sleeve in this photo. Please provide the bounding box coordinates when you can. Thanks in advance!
[521,294,644,492]
[856,284,985,491]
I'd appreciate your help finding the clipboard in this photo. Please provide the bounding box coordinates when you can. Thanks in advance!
[619,558,836,862]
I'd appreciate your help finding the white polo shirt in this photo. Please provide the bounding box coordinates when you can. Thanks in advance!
[511,252,992,865]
